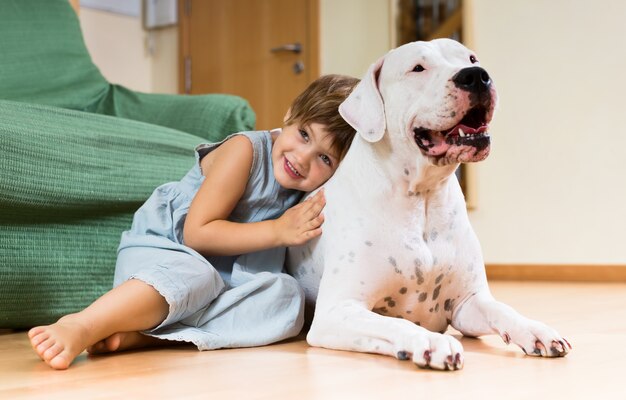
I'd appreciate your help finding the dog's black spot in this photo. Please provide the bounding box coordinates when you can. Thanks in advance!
[383,297,396,307]
[414,262,425,285]
[435,303,440,312]
[388,256,397,267]
[404,168,409,175]
[435,274,444,284]
[418,292,428,302]
[399,287,408,294]
[432,285,441,301]
[444,298,453,311]
[365,240,373,246]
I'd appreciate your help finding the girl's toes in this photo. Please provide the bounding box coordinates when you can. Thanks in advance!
[36,338,55,355]
[28,327,45,339]
[43,343,63,362]
[48,352,73,370]
[30,332,50,348]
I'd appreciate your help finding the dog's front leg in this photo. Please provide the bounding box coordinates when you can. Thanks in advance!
[308,299,464,370]
[452,291,571,357]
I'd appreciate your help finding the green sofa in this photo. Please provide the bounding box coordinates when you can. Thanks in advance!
[0,0,256,328]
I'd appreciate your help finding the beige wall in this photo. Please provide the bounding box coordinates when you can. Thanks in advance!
[465,0,626,264]
[79,8,178,94]
[78,1,626,265]
[319,0,394,77]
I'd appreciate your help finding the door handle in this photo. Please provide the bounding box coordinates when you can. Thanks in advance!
[270,42,302,54]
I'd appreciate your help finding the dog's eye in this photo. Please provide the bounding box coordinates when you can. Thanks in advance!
[470,55,478,64]
[412,64,425,72]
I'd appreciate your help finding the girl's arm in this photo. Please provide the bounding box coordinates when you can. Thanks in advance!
[183,135,325,257]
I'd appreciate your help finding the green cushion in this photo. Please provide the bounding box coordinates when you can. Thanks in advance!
[0,0,109,110]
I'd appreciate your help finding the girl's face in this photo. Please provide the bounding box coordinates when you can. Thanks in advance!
[272,122,340,192]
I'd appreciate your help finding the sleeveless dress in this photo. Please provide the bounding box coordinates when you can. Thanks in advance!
[114,130,306,350]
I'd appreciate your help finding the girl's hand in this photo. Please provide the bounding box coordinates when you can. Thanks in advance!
[274,190,326,246]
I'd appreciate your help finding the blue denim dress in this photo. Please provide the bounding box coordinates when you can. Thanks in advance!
[114,130,305,350]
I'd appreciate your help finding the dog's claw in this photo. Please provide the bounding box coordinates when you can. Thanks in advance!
[563,338,572,350]
[454,353,463,369]
[502,332,511,345]
[551,340,564,355]
[423,350,432,366]
[445,355,454,370]
[534,340,547,356]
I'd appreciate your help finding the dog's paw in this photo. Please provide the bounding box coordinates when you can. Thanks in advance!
[396,332,464,371]
[502,320,571,358]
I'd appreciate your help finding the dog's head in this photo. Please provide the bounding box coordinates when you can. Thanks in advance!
[339,39,497,166]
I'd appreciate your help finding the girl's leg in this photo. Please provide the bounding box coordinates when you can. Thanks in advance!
[28,279,168,370]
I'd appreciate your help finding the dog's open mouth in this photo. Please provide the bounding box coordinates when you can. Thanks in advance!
[413,106,491,163]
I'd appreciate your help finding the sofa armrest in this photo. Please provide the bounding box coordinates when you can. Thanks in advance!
[92,85,256,141]
[0,99,207,327]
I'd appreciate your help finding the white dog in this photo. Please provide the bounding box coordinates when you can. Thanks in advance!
[286,39,570,371]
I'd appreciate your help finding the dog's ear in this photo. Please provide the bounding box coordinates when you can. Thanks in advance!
[339,56,386,143]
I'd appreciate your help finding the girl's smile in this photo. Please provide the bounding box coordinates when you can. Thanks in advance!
[284,157,303,179]
[272,122,339,192]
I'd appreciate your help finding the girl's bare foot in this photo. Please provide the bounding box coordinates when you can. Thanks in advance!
[28,280,170,370]
[87,331,165,354]
[28,314,93,370]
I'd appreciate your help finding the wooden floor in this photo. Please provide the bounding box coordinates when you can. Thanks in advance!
[1,281,625,399]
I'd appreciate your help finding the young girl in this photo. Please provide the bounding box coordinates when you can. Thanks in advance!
[29,74,360,370]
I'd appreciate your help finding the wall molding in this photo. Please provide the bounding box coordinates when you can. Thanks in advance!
[486,264,626,282]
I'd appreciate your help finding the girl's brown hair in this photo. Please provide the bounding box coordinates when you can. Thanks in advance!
[285,74,360,160]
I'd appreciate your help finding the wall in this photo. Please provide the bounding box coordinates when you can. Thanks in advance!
[464,0,626,264]
[79,7,178,94]
[319,0,394,77]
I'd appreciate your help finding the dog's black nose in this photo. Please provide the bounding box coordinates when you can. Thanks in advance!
[452,67,491,93]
